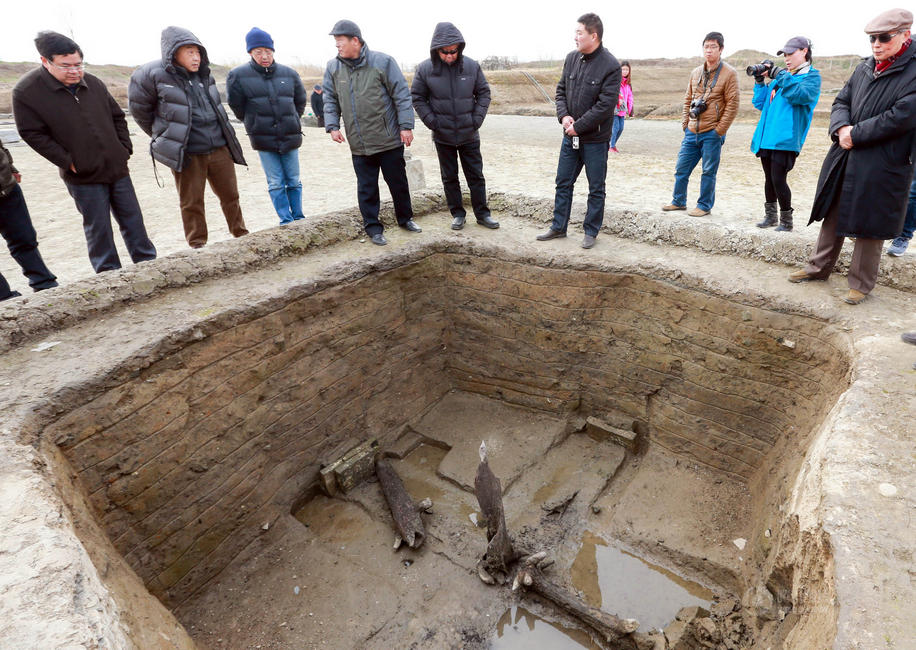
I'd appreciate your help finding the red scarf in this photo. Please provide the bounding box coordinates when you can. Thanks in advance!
[876,38,912,74]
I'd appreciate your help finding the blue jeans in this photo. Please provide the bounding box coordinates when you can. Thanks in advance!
[671,129,724,211]
[258,150,303,224]
[551,136,608,237]
[900,177,916,240]
[65,175,156,273]
[610,115,625,148]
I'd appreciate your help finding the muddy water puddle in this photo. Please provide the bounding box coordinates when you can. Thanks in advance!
[571,531,713,631]
[490,606,601,650]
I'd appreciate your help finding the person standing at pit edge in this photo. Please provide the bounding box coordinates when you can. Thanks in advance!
[749,37,821,232]
[662,31,739,218]
[609,60,633,153]
[228,27,308,226]
[13,31,157,273]
[536,13,620,249]
[788,8,916,306]
[411,22,498,231]
[323,20,420,246]
[129,26,249,249]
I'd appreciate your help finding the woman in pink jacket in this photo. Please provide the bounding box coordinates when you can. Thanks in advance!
[610,61,633,153]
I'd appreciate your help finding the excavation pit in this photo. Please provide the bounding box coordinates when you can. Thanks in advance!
[2,211,911,648]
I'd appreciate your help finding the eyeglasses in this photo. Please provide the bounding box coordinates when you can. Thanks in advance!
[440,48,459,55]
[869,31,901,43]
[47,61,86,71]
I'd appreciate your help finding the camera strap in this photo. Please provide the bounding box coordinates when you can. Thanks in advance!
[700,62,723,100]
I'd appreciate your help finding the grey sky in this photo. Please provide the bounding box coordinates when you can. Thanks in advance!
[0,1,883,69]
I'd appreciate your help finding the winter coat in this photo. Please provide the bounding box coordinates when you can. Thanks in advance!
[322,44,414,156]
[615,77,633,117]
[227,59,307,152]
[809,47,916,239]
[410,22,490,147]
[555,45,621,144]
[682,61,740,136]
[12,67,132,185]
[751,67,821,154]
[0,142,19,197]
[128,26,245,172]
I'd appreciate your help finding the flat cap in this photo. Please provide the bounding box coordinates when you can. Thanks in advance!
[864,8,913,35]
[330,19,362,40]
[777,36,811,55]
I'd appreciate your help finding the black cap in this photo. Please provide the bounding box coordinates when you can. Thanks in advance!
[330,20,362,40]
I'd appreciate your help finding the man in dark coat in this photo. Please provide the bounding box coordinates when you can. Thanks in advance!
[0,140,57,300]
[536,13,620,249]
[13,31,156,273]
[129,26,248,249]
[228,27,308,225]
[789,9,916,304]
[310,85,325,128]
[411,22,497,230]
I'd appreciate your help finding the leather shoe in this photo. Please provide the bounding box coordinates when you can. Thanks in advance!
[687,207,710,217]
[0,290,22,302]
[370,233,387,246]
[400,220,422,233]
[901,332,916,345]
[451,215,466,230]
[581,234,596,249]
[842,289,867,305]
[662,203,686,211]
[476,214,500,229]
[536,229,566,241]
[787,269,824,283]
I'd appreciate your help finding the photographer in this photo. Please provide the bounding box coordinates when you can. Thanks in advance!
[749,37,821,231]
[663,32,739,217]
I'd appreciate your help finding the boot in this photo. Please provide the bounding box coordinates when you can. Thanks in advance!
[756,202,777,228]
[774,208,793,232]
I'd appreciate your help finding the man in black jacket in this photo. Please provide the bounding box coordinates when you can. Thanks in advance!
[228,28,307,225]
[13,31,156,273]
[788,8,916,305]
[129,26,248,249]
[411,22,497,230]
[537,13,620,249]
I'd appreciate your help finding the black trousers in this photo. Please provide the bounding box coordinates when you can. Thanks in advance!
[351,145,414,236]
[0,184,57,299]
[759,149,797,211]
[435,140,490,220]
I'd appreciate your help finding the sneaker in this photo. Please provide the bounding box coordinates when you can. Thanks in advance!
[581,234,596,249]
[662,203,687,211]
[687,207,710,217]
[610,146,619,153]
[843,289,867,305]
[887,237,910,256]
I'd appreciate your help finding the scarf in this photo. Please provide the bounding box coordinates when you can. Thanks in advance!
[875,38,912,75]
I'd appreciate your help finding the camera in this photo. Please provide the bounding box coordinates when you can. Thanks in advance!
[688,98,707,119]
[746,60,782,79]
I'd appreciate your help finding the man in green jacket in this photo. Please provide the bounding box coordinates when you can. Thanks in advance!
[323,20,420,246]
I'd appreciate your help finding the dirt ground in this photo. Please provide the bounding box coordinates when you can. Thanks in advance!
[0,113,841,291]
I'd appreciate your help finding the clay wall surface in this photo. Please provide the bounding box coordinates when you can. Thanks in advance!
[44,258,451,608]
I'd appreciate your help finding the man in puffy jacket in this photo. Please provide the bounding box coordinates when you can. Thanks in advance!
[323,20,420,246]
[0,140,57,300]
[13,31,156,273]
[789,9,916,305]
[662,31,739,218]
[228,27,308,225]
[129,26,248,249]
[536,13,620,249]
[411,22,497,231]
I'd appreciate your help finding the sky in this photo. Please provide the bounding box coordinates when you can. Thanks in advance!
[0,1,890,69]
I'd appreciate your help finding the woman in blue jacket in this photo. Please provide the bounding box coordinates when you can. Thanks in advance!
[750,36,821,231]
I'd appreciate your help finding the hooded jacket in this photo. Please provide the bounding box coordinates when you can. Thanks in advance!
[13,67,132,185]
[128,26,245,172]
[227,59,307,153]
[556,45,621,143]
[410,22,490,147]
[322,43,414,156]
[751,66,821,154]
[809,46,916,239]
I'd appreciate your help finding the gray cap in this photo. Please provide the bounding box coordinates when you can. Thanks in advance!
[864,8,913,34]
[330,20,362,40]
[777,36,811,55]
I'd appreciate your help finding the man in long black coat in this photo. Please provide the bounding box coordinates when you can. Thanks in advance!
[411,22,497,230]
[789,9,916,304]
